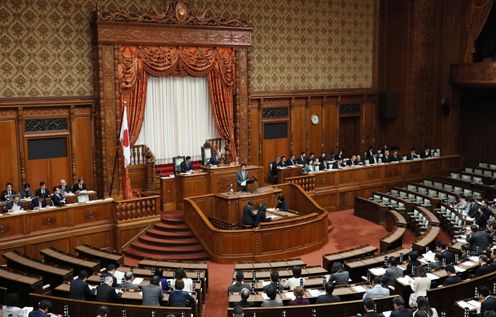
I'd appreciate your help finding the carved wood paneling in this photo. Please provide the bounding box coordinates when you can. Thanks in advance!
[450,61,496,86]
[235,48,250,163]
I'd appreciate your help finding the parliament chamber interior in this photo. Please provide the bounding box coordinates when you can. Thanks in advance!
[1,0,496,316]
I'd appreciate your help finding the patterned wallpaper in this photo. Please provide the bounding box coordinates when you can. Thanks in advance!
[0,0,375,98]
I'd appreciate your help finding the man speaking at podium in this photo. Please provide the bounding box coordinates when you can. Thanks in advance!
[236,164,250,192]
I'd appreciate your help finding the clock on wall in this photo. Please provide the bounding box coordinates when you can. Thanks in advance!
[311,114,319,125]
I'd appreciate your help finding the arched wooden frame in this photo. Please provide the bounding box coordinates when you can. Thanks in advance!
[92,5,252,197]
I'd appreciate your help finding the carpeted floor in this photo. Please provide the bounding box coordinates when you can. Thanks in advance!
[202,209,391,317]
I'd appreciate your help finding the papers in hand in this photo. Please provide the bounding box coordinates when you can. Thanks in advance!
[132,277,144,285]
[241,180,247,186]
[114,271,125,281]
[422,250,436,263]
[262,292,270,300]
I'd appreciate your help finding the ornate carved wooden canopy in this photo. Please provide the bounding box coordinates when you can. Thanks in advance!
[93,0,252,197]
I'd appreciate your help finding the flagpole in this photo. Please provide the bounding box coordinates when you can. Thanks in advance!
[109,101,127,197]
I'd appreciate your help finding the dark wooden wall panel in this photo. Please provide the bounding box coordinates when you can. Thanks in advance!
[308,99,322,155]
[72,113,95,188]
[0,116,20,190]
[291,100,307,155]
[322,99,338,154]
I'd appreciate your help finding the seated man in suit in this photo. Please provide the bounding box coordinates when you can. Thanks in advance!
[236,164,250,192]
[142,275,163,306]
[20,182,33,199]
[180,156,194,173]
[365,146,375,161]
[390,150,401,161]
[169,279,196,307]
[275,195,288,211]
[30,196,47,210]
[383,257,403,287]
[390,296,413,317]
[478,285,496,315]
[270,156,281,181]
[102,264,118,287]
[406,148,419,160]
[369,153,379,164]
[121,272,139,289]
[319,155,330,170]
[329,261,349,286]
[355,155,365,165]
[242,202,269,227]
[261,285,283,307]
[279,156,287,167]
[262,271,285,293]
[420,148,431,158]
[72,177,87,193]
[283,266,305,290]
[361,298,385,317]
[3,195,23,213]
[58,179,72,196]
[51,187,66,207]
[1,182,17,201]
[28,299,56,317]
[332,159,345,169]
[228,272,252,293]
[316,282,341,304]
[286,154,297,166]
[442,265,462,286]
[69,270,94,300]
[381,150,392,163]
[297,152,307,165]
[96,275,121,303]
[237,288,254,307]
[35,181,50,199]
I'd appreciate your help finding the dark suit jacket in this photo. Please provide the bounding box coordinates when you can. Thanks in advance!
[382,155,391,163]
[467,231,490,253]
[329,270,349,285]
[72,183,87,193]
[332,161,342,169]
[180,161,193,173]
[236,171,249,191]
[35,188,50,198]
[101,272,118,287]
[227,282,252,293]
[3,200,22,212]
[406,154,418,161]
[420,151,431,158]
[262,282,285,293]
[1,190,16,201]
[243,204,255,227]
[362,312,385,317]
[30,197,47,209]
[285,159,296,166]
[169,290,195,307]
[276,201,288,211]
[95,283,120,302]
[28,309,49,317]
[442,275,462,286]
[481,296,496,315]
[390,307,413,317]
[51,194,65,207]
[473,263,493,277]
[69,278,93,300]
[369,156,378,164]
[142,284,163,306]
[208,156,219,165]
[319,161,329,170]
[440,249,454,264]
[315,294,341,304]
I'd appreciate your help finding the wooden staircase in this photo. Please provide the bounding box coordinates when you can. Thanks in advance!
[122,211,209,261]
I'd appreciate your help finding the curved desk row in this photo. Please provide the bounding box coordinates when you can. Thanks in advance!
[184,183,329,263]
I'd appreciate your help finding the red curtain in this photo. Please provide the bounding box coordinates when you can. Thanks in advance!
[464,0,495,62]
[118,46,237,157]
[118,46,237,199]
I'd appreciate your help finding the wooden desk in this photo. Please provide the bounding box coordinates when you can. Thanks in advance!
[75,245,124,269]
[284,155,463,210]
[412,226,441,251]
[41,248,100,273]
[235,258,306,271]
[276,165,304,183]
[3,251,73,288]
[0,199,114,264]
[184,183,329,263]
[161,165,264,210]
[354,197,388,224]
[322,245,377,272]
[0,266,43,298]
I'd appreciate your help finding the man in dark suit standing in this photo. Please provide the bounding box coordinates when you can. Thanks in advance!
[390,296,412,317]
[35,181,50,199]
[51,187,66,207]
[69,270,93,300]
[180,156,194,173]
[1,182,16,201]
[466,224,490,254]
[72,177,87,193]
[236,164,250,192]
[96,275,121,303]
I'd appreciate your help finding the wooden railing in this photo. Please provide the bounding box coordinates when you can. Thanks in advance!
[113,195,160,221]
[286,174,316,191]
[130,144,158,191]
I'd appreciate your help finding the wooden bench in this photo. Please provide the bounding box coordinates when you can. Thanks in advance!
[380,227,406,253]
[412,226,441,251]
[354,197,388,224]
[234,258,306,271]
[0,266,43,298]
[233,265,328,281]
[344,248,410,282]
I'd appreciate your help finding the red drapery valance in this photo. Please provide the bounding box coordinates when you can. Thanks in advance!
[117,46,237,198]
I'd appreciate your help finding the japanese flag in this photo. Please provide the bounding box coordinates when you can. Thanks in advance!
[120,107,131,167]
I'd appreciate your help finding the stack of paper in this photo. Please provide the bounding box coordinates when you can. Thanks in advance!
[308,289,321,297]
[369,267,386,276]
[351,285,367,293]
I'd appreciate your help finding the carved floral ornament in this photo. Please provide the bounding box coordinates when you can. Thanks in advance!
[96,0,251,28]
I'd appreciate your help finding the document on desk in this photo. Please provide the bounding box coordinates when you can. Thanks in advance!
[308,289,321,297]
[396,276,413,286]
[351,285,367,293]
[284,292,296,300]
[454,265,466,273]
[114,270,125,281]
[457,300,477,310]
[369,267,386,276]
[132,277,144,285]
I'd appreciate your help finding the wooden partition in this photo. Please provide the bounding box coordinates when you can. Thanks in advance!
[183,183,329,263]
[285,155,463,210]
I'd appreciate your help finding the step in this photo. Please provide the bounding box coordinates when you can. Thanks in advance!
[147,228,195,239]
[161,217,186,225]
[123,247,209,261]
[138,234,200,246]
[153,222,190,231]
[130,241,205,254]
